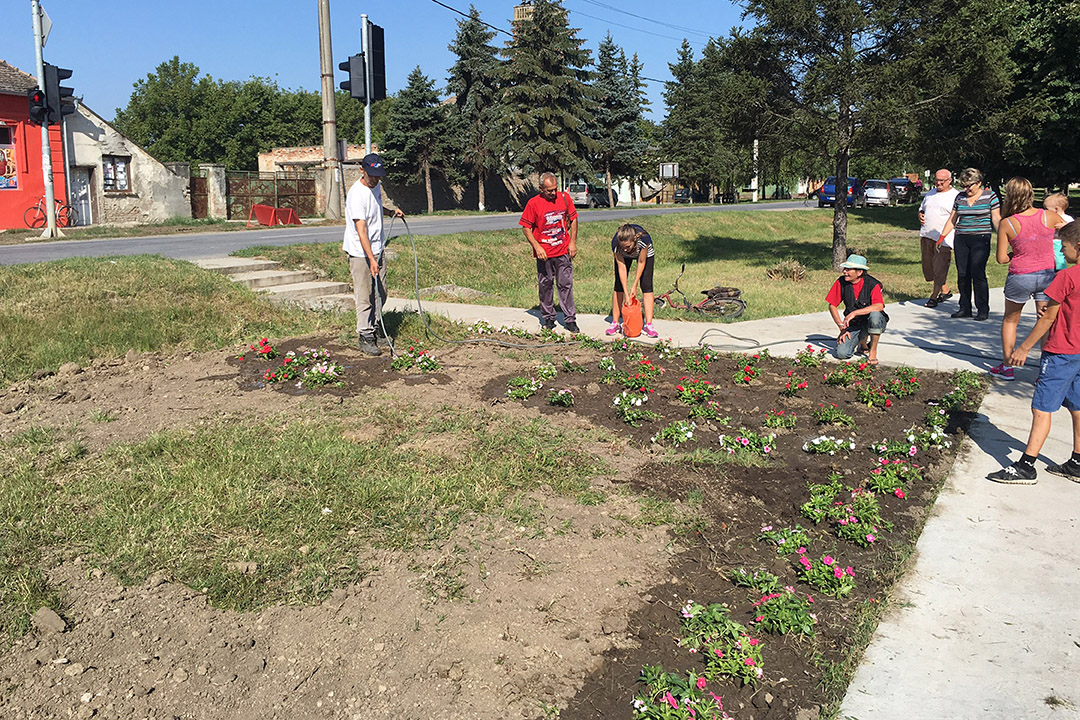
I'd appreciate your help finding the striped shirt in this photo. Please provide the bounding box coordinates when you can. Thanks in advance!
[952,188,1000,235]
[611,224,655,260]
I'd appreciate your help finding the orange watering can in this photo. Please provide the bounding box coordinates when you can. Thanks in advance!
[622,296,643,338]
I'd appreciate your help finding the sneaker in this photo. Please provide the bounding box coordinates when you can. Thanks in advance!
[565,322,580,333]
[540,319,555,331]
[358,336,381,356]
[989,363,1015,381]
[1046,459,1080,482]
[642,322,658,338]
[987,462,1037,485]
[605,322,622,336]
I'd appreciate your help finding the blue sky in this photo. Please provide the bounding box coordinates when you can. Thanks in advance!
[2,0,743,122]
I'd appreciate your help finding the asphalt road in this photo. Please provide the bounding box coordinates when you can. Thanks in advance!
[0,201,808,266]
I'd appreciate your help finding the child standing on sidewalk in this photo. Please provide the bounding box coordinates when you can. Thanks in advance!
[606,223,659,338]
[988,221,1080,484]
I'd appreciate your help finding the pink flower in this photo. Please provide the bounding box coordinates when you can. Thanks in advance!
[696,677,707,690]
[908,446,918,457]
[763,446,771,453]
[744,658,756,666]
[740,437,750,446]
[823,555,834,565]
[833,567,845,578]
[866,534,876,542]
[797,547,806,554]
[663,692,678,709]
[806,595,814,603]
[894,489,906,499]
[748,638,760,646]
[799,556,812,569]
[713,648,724,658]
[846,566,855,576]
[754,615,764,622]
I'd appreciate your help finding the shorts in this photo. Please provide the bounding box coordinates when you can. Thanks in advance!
[1032,351,1080,413]
[1003,269,1056,304]
[614,255,654,293]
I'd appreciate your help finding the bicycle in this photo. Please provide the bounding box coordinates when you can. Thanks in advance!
[655,263,747,319]
[24,196,78,229]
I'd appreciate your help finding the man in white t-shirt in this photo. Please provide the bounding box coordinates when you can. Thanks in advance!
[344,153,404,356]
[918,169,960,308]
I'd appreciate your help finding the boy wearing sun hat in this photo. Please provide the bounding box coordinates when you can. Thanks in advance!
[826,254,889,364]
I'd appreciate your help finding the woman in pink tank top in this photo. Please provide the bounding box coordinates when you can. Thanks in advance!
[991,177,1067,380]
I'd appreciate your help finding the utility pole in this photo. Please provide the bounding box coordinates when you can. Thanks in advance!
[361,14,372,155]
[317,0,342,220]
[751,138,760,203]
[31,0,61,238]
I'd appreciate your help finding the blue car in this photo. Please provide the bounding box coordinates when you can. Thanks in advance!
[818,176,865,208]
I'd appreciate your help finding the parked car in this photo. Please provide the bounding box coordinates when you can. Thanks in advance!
[863,179,897,207]
[889,178,918,204]
[672,187,709,204]
[567,182,617,208]
[818,177,865,208]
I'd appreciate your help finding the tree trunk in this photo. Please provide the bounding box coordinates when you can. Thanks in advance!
[477,169,486,212]
[832,32,854,271]
[424,161,434,215]
[606,163,614,208]
[630,179,637,208]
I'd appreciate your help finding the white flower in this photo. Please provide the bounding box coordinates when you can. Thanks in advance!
[321,507,332,515]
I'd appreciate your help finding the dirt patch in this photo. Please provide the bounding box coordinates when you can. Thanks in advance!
[0,337,979,719]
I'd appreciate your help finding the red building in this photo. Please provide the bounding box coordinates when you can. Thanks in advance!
[0,59,67,230]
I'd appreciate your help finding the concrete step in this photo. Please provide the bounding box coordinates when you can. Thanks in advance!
[195,257,281,275]
[260,281,352,302]
[309,292,355,311]
[230,269,318,290]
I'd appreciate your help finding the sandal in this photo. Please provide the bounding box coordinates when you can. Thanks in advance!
[925,297,939,308]
[869,358,879,366]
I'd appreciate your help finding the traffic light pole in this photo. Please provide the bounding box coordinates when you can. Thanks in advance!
[31,0,61,238]
[362,14,372,156]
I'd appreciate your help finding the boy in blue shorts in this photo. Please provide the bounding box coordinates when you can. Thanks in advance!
[988,221,1080,484]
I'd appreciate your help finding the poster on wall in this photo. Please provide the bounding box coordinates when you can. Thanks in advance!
[0,146,16,190]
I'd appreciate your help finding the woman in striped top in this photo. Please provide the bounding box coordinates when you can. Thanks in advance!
[938,167,1002,320]
[608,223,658,338]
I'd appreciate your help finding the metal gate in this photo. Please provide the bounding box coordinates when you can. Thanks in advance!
[189,169,208,219]
[225,171,316,220]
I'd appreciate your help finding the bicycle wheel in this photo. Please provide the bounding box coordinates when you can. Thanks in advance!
[24,205,46,228]
[655,296,667,308]
[56,204,74,228]
[699,298,746,319]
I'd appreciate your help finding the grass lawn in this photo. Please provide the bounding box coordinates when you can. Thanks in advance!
[235,207,1010,321]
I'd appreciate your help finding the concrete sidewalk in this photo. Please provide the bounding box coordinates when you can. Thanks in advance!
[386,288,1080,719]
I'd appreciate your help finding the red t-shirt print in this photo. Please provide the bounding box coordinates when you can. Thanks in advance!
[519,192,578,259]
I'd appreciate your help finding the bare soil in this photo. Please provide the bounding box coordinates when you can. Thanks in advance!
[0,336,976,720]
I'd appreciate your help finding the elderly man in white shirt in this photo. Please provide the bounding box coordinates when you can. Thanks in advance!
[919,169,961,308]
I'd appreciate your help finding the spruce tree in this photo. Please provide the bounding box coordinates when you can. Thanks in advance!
[589,35,646,207]
[447,6,503,211]
[661,42,714,197]
[501,0,597,180]
[382,67,457,214]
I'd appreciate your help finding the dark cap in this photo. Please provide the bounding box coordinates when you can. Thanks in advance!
[361,153,387,177]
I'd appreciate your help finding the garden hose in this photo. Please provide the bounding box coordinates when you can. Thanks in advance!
[382,220,999,365]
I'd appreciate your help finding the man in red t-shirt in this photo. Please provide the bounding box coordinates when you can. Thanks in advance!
[990,222,1080,484]
[826,254,888,364]
[519,172,579,332]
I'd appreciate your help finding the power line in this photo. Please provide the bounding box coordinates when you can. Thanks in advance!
[567,7,705,47]
[575,0,716,41]
[427,0,673,84]
[428,0,512,36]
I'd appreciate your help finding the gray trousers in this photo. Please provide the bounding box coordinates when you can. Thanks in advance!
[348,254,386,337]
[536,254,576,323]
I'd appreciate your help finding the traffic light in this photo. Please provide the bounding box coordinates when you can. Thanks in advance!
[339,53,366,102]
[27,87,49,126]
[369,24,386,102]
[43,63,76,125]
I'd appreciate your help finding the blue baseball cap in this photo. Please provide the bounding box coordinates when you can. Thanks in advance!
[361,153,387,177]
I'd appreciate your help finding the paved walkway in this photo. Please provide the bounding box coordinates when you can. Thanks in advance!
[386,288,1080,719]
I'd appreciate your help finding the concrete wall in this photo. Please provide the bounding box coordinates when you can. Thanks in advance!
[67,105,190,224]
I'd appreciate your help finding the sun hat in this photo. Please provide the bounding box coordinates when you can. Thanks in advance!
[840,254,869,270]
[361,153,387,177]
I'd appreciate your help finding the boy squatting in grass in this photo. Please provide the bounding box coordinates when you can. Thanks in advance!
[988,221,1080,485]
